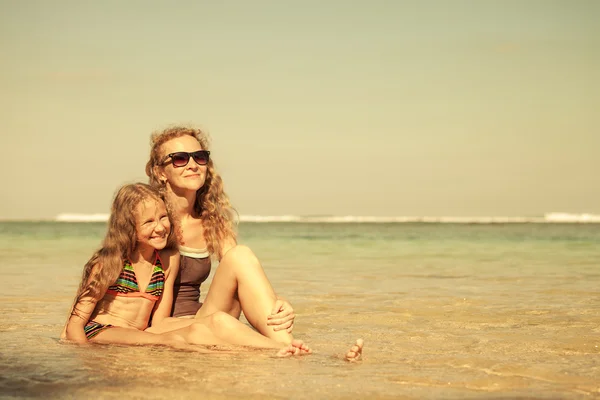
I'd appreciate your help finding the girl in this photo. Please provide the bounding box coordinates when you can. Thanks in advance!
[62,183,312,356]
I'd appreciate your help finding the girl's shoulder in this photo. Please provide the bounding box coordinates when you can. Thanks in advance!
[158,248,180,274]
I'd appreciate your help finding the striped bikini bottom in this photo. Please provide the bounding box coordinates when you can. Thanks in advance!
[84,320,113,339]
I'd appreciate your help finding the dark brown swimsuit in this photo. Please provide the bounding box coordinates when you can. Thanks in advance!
[171,246,212,317]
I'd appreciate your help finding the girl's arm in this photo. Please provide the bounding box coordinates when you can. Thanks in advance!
[151,249,180,326]
[65,296,98,343]
[65,264,104,343]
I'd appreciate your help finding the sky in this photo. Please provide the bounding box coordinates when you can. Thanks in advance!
[1,0,598,219]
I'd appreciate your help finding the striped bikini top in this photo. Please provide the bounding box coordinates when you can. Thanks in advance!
[106,252,165,301]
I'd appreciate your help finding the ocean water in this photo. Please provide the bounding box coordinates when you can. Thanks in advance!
[0,221,598,399]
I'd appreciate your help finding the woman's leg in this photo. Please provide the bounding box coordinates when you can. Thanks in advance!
[147,312,280,348]
[183,312,305,350]
[195,245,293,344]
[92,312,311,355]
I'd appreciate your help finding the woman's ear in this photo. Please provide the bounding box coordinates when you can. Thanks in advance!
[155,166,167,184]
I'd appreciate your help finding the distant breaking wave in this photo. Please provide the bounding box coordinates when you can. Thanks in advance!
[55,213,111,222]
[54,213,600,223]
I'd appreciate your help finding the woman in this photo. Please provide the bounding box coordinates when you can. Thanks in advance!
[144,126,297,344]
[144,126,364,360]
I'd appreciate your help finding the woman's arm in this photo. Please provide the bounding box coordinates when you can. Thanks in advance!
[151,249,180,326]
[268,297,296,333]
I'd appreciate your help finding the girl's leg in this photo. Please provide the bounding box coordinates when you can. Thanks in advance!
[90,326,187,347]
[195,245,293,344]
[146,316,197,333]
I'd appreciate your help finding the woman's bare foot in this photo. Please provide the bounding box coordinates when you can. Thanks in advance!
[276,339,313,357]
[345,339,364,362]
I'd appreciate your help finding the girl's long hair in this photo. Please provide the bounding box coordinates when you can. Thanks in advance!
[145,125,237,260]
[69,183,174,320]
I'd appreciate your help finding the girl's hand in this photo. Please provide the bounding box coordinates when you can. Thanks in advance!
[267,299,295,333]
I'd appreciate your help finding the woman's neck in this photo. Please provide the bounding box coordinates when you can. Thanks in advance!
[167,188,198,218]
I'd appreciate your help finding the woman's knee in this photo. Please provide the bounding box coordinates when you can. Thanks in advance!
[206,311,238,331]
[222,245,258,265]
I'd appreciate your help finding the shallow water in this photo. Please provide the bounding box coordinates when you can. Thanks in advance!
[1,222,599,399]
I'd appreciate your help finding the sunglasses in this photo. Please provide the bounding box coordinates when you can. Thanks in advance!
[163,150,210,167]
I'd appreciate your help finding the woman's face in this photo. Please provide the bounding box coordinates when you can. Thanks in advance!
[158,135,208,193]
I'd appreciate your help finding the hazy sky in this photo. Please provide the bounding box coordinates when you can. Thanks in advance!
[1,0,598,219]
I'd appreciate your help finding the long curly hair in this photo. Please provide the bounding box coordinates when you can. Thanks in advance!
[69,183,174,321]
[145,125,237,260]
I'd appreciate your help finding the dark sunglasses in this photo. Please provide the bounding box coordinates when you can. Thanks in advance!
[163,150,210,167]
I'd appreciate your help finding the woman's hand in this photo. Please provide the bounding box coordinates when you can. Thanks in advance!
[266,298,295,333]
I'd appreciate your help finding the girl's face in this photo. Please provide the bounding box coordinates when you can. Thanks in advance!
[158,135,208,193]
[135,199,170,251]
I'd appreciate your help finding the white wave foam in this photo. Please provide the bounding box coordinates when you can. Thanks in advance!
[239,215,302,223]
[241,214,600,223]
[239,214,600,223]
[544,213,600,223]
[54,213,600,223]
[55,213,110,222]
